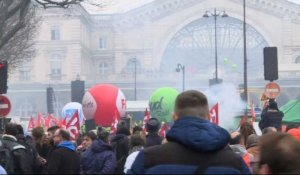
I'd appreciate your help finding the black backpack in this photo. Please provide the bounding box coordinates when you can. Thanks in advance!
[0,139,26,174]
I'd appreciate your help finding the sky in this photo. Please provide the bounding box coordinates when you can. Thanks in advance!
[84,0,300,14]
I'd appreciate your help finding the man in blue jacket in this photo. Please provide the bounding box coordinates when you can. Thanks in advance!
[45,129,80,174]
[127,90,250,174]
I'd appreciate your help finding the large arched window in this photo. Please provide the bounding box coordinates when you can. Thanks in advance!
[161,17,269,83]
[295,56,300,64]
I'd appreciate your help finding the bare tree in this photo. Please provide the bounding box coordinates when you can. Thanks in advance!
[0,1,40,70]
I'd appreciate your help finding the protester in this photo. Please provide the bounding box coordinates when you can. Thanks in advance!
[257,133,300,174]
[261,127,277,135]
[45,126,60,160]
[0,123,32,174]
[259,99,284,131]
[124,134,145,173]
[240,121,256,145]
[230,131,254,168]
[80,127,116,174]
[31,126,49,160]
[127,90,250,174]
[77,130,97,154]
[246,134,260,161]
[145,117,163,147]
[111,121,130,174]
[16,124,42,174]
[45,129,80,174]
[287,128,300,141]
[132,126,143,135]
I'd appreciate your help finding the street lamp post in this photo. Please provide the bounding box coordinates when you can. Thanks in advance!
[243,0,248,109]
[176,64,185,92]
[203,8,228,83]
[133,57,137,101]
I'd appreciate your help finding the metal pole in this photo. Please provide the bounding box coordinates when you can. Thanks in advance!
[214,8,218,81]
[134,58,137,101]
[182,66,185,91]
[243,0,248,112]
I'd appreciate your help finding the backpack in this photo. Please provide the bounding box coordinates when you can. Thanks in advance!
[0,139,26,174]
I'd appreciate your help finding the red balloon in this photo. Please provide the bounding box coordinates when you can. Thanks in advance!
[82,84,126,126]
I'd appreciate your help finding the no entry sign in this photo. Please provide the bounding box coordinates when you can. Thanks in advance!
[0,95,11,117]
[265,82,281,99]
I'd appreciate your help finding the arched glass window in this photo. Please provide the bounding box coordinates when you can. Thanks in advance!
[295,56,300,64]
[124,58,142,74]
[162,16,269,83]
[98,62,110,75]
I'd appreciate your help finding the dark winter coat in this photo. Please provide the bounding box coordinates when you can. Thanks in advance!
[127,116,251,174]
[145,133,163,148]
[111,134,130,174]
[259,109,284,131]
[1,135,32,174]
[80,139,116,174]
[16,134,42,174]
[45,141,80,174]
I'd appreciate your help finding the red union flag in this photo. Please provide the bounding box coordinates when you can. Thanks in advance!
[66,110,81,140]
[28,116,36,131]
[111,110,119,134]
[251,100,256,124]
[143,108,151,132]
[209,103,219,125]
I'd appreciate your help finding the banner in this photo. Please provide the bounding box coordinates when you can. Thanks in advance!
[66,110,81,140]
[209,103,219,125]
[143,108,151,132]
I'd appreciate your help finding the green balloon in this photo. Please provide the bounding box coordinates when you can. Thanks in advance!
[224,58,229,64]
[232,64,238,69]
[149,87,179,123]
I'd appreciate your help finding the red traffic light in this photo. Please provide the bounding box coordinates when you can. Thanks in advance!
[0,63,4,69]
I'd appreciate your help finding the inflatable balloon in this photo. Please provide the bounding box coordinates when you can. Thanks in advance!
[224,58,229,64]
[82,84,126,126]
[149,87,179,123]
[61,102,85,126]
[232,64,238,69]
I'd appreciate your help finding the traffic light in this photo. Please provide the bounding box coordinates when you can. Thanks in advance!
[0,61,8,94]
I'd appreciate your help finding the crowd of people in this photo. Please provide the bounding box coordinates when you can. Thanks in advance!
[0,90,300,174]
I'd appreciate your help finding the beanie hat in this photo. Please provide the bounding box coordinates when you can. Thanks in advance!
[146,118,161,133]
[268,100,279,110]
[287,128,300,141]
[246,134,260,149]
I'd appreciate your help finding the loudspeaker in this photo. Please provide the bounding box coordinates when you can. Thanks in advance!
[71,80,85,103]
[263,47,278,81]
[85,119,96,131]
[46,87,54,114]
[209,78,223,87]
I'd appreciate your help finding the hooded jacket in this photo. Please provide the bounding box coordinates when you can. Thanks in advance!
[46,141,80,174]
[111,134,129,174]
[127,117,250,174]
[80,139,116,174]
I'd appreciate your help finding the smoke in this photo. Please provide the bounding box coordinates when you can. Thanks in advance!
[204,83,246,131]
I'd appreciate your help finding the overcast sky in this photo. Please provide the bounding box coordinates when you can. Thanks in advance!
[85,0,300,14]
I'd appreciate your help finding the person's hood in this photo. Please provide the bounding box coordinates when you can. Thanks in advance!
[2,134,17,142]
[166,116,230,152]
[91,139,112,153]
[111,134,127,142]
[58,141,76,151]
[230,144,248,157]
